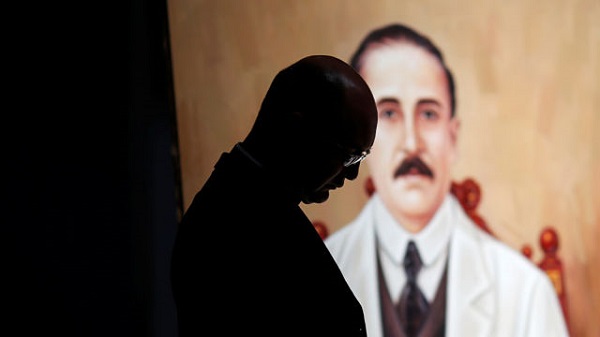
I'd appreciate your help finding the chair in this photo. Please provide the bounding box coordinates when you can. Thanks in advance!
[522,227,569,329]
[314,176,569,330]
[312,220,329,240]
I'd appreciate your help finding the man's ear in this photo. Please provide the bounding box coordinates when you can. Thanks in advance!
[449,117,460,163]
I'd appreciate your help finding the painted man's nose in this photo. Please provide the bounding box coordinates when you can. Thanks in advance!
[403,123,422,154]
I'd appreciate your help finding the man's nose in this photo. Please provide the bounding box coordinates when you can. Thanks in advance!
[344,163,360,180]
[403,120,422,154]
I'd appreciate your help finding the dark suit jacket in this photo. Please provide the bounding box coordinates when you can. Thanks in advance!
[171,145,366,337]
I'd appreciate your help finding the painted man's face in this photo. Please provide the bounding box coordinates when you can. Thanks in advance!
[360,41,459,232]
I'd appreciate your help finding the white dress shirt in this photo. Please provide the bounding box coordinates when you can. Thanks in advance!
[374,195,453,303]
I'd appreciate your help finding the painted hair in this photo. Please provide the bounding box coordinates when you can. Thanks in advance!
[349,23,456,117]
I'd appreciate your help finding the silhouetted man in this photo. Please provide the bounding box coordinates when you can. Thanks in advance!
[171,55,378,336]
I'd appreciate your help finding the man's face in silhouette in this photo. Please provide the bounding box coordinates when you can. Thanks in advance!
[301,125,374,205]
[301,154,361,204]
[360,41,459,233]
[296,64,378,205]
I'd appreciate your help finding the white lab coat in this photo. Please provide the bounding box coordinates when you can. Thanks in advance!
[325,194,569,337]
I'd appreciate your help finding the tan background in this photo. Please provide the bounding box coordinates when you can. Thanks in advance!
[167,1,599,336]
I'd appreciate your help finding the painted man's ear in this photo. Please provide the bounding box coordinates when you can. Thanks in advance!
[450,118,460,163]
[450,118,460,143]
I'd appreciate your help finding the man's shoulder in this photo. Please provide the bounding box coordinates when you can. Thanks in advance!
[326,198,375,240]
[453,217,548,283]
[449,198,547,279]
[324,215,365,254]
[324,198,377,259]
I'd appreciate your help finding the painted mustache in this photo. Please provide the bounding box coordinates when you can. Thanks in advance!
[394,156,434,179]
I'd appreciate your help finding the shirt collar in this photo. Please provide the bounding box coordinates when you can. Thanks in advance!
[374,193,453,267]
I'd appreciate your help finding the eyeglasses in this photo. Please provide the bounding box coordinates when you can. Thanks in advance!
[341,147,371,167]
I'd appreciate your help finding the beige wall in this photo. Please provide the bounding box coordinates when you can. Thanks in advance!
[167,1,599,336]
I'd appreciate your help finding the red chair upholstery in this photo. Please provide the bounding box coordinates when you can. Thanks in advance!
[450,178,494,236]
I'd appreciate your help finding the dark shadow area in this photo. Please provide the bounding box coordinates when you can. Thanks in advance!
[6,0,180,336]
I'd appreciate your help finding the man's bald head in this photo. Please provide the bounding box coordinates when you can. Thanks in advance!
[244,55,378,204]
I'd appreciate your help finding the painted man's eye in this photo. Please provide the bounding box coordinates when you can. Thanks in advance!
[421,109,439,120]
[382,109,395,118]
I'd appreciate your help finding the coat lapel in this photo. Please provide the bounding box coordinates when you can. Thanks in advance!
[446,199,494,337]
[344,200,384,337]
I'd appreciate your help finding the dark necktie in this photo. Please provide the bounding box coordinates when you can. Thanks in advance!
[396,240,429,337]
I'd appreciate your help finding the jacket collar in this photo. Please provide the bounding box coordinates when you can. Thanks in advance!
[445,196,494,336]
